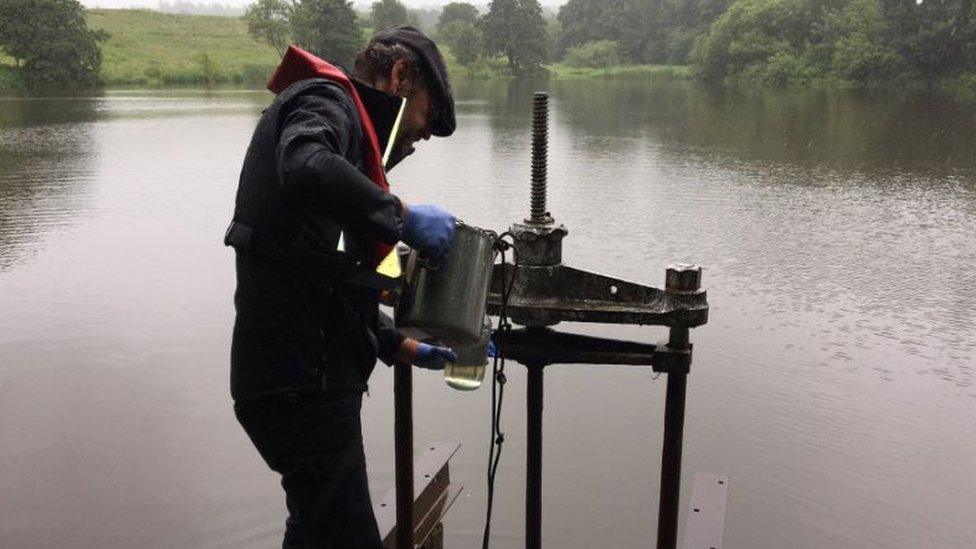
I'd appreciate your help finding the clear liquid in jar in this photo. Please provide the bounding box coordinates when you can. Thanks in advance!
[444,362,486,391]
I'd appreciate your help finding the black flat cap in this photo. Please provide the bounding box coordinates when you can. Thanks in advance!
[370,25,456,137]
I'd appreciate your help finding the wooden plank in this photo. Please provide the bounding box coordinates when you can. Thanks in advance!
[682,472,729,549]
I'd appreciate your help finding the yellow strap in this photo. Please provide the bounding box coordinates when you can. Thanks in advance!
[375,246,402,278]
[376,97,408,277]
[381,98,408,169]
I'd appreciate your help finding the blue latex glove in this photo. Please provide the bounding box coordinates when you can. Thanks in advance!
[416,342,458,370]
[487,338,498,358]
[402,204,456,262]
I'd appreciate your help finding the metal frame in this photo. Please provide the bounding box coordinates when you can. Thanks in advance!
[483,91,710,549]
[488,310,703,549]
[390,91,713,549]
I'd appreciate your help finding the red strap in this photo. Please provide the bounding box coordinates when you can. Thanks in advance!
[268,46,394,263]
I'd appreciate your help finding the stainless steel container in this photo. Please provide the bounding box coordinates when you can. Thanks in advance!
[395,221,496,345]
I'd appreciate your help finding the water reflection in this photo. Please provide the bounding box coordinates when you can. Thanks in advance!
[0,97,99,270]
[547,77,976,173]
[0,80,974,549]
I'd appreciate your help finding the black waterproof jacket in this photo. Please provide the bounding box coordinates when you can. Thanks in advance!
[230,77,407,401]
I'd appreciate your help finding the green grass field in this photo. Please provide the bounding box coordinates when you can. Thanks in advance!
[86,9,280,86]
[0,9,693,90]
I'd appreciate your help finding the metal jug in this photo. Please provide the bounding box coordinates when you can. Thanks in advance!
[395,221,496,345]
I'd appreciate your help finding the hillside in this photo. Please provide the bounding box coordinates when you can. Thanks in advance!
[86,9,281,86]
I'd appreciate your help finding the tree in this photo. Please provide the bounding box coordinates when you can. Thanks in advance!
[436,2,480,65]
[819,0,904,83]
[440,20,481,65]
[882,0,976,76]
[0,0,106,90]
[437,2,479,31]
[481,0,550,73]
[555,0,627,60]
[290,0,362,64]
[243,0,293,55]
[370,0,414,32]
[691,0,813,82]
[554,0,733,64]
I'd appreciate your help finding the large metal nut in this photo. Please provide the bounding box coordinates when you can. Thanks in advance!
[666,264,702,292]
[510,221,568,267]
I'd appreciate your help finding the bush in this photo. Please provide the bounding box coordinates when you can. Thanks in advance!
[0,64,21,89]
[0,0,106,90]
[564,40,620,68]
[691,0,811,81]
[196,52,223,85]
[820,0,905,84]
[832,33,905,84]
[754,50,816,85]
[438,19,480,65]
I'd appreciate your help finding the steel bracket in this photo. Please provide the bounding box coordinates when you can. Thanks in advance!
[488,264,708,328]
[495,327,692,374]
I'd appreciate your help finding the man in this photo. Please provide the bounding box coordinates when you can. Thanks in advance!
[225,27,459,548]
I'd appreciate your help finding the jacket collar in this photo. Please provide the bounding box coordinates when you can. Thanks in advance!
[266,46,406,169]
[352,79,403,166]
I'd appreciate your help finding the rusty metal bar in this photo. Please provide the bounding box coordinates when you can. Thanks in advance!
[526,362,545,549]
[394,360,413,549]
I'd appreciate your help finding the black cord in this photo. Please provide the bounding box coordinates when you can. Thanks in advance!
[482,232,518,549]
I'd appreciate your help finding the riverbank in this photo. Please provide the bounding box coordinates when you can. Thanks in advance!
[2,9,967,93]
[0,10,693,91]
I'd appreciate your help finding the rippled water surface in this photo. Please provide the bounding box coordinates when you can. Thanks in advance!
[1,80,974,549]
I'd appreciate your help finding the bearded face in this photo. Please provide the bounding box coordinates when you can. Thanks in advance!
[386,82,433,170]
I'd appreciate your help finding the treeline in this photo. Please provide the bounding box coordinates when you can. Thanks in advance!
[553,0,976,85]
[4,0,971,91]
[244,0,551,73]
[694,0,976,85]
[244,0,976,85]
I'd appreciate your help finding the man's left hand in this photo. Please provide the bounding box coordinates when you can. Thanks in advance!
[395,338,457,370]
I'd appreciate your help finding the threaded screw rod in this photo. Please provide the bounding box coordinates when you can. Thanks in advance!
[530,92,549,224]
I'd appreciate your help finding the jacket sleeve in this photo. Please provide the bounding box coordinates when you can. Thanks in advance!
[275,84,404,245]
[376,310,406,366]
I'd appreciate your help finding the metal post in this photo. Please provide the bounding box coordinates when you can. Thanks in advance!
[526,362,545,549]
[394,360,414,549]
[656,347,687,549]
[657,265,701,549]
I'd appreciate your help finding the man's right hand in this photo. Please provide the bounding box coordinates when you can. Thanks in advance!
[401,203,456,262]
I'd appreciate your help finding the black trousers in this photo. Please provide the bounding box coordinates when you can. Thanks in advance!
[235,391,384,549]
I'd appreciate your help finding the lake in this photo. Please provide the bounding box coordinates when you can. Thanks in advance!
[1,77,974,548]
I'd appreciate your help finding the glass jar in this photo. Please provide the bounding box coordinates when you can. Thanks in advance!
[445,315,492,391]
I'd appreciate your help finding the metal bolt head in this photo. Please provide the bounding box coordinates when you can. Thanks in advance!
[666,264,702,292]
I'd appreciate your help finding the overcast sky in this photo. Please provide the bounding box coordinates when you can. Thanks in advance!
[81,0,567,10]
